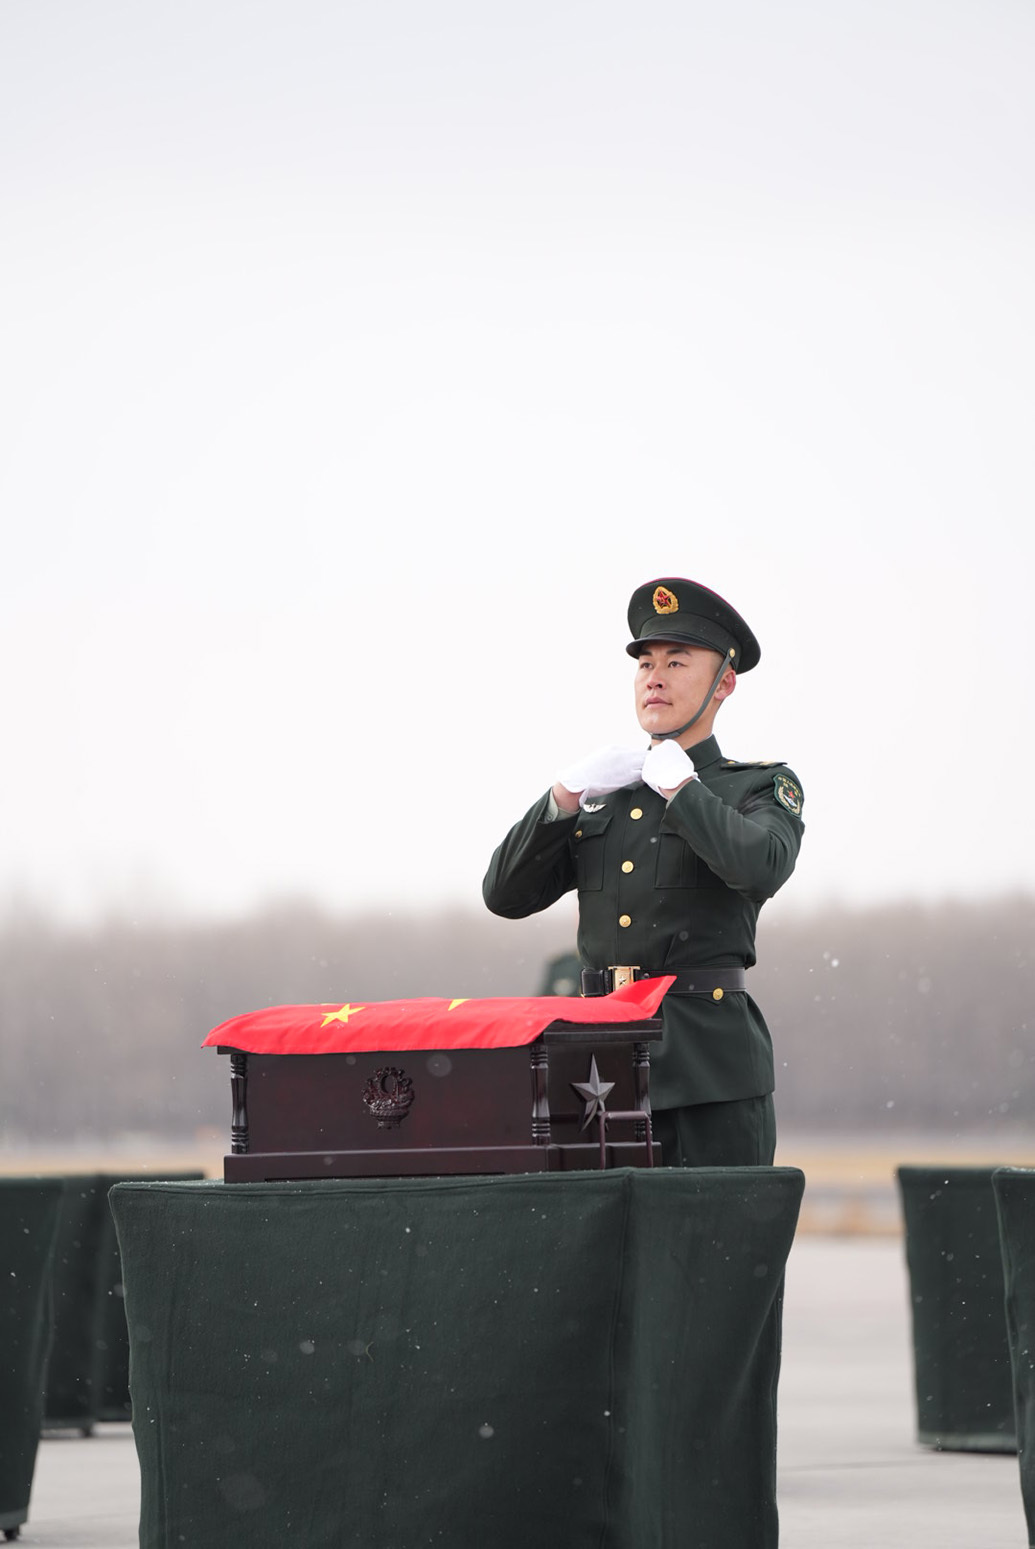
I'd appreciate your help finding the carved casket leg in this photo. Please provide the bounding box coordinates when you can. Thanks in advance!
[632,1041,651,1142]
[529,1042,551,1145]
[230,1051,249,1154]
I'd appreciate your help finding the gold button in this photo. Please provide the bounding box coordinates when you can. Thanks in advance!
[712,987,724,1002]
[574,830,582,839]
[621,860,634,873]
[619,914,632,928]
[630,807,643,820]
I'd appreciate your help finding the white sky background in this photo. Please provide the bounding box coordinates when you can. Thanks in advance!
[2,0,1033,925]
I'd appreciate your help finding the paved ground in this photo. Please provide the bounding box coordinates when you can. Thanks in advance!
[14,1236,1030,1548]
[779,1237,1027,1548]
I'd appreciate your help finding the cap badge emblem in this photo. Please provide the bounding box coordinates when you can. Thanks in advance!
[652,585,679,615]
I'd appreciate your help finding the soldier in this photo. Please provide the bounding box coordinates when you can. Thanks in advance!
[483,576,804,1167]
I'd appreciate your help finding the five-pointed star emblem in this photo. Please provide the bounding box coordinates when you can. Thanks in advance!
[571,1056,615,1130]
[320,1003,366,1027]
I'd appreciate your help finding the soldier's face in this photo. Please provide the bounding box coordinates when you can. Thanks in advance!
[633,641,728,738]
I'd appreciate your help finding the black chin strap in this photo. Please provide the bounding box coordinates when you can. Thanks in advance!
[649,648,736,742]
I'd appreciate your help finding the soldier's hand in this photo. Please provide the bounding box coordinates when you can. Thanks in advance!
[642,741,697,797]
[556,745,646,808]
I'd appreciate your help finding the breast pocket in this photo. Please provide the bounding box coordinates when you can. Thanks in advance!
[572,810,613,892]
[654,828,698,889]
[655,827,723,890]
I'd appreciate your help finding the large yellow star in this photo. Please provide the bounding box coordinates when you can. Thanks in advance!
[447,999,469,1010]
[320,1003,366,1027]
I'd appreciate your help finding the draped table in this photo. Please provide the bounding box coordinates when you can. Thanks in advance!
[0,1177,64,1538]
[993,1168,1035,1547]
[897,1165,1016,1451]
[111,1166,804,1549]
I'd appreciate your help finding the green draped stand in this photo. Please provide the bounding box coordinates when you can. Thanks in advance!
[0,1178,64,1539]
[92,1172,205,1422]
[111,1167,803,1549]
[44,1174,110,1432]
[993,1168,1035,1548]
[44,1171,206,1432]
[897,1165,1016,1451]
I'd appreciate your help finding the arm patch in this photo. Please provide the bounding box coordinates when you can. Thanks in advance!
[773,774,804,816]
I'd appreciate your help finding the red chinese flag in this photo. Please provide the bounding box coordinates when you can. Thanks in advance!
[203,976,673,1055]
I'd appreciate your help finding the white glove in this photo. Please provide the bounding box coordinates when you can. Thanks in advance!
[642,741,697,796]
[557,745,646,806]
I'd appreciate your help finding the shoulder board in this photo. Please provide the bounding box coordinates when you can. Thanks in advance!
[721,758,784,770]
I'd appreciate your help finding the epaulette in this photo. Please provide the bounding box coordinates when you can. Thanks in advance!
[721,758,784,770]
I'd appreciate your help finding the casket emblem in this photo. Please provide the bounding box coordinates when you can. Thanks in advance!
[362,1066,416,1128]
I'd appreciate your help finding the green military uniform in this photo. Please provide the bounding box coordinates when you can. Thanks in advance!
[483,576,804,1166]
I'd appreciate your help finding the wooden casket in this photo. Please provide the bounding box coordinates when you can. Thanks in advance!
[206,981,672,1181]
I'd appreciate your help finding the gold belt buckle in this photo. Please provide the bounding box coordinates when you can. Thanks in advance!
[609,965,639,990]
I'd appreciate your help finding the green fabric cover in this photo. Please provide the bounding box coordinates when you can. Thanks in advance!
[45,1171,206,1430]
[898,1165,1015,1451]
[111,1167,803,1549]
[993,1168,1035,1548]
[0,1177,64,1532]
[92,1172,204,1422]
[44,1173,110,1430]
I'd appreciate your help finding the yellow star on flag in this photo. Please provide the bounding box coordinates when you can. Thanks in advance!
[320,1003,366,1027]
[447,999,469,1010]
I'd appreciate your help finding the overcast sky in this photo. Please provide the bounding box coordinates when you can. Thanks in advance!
[2,0,1033,927]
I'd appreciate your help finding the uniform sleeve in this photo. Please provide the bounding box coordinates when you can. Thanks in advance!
[664,768,804,901]
[482,793,579,919]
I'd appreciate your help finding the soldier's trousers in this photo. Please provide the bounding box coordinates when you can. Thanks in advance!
[653,1094,776,1168]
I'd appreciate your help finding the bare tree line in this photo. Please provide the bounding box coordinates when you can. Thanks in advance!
[755,894,1035,1134]
[0,894,1031,1143]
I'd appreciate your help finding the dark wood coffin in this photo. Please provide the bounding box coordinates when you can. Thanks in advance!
[218,1019,662,1181]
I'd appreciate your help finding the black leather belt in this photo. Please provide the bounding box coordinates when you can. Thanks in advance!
[580,966,747,998]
